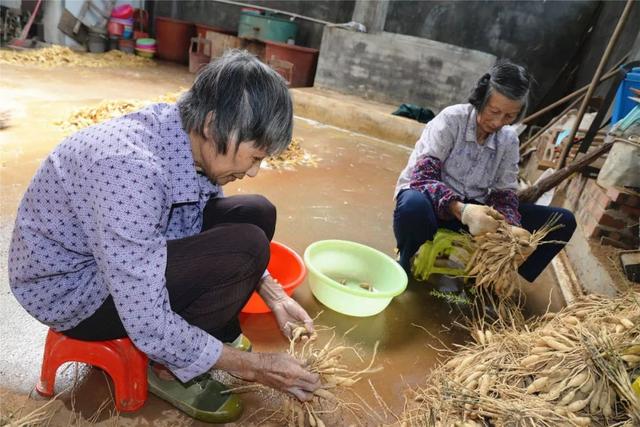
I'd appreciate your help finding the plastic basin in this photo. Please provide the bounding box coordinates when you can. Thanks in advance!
[135,48,155,58]
[136,38,156,48]
[304,240,408,317]
[111,4,133,20]
[241,241,307,314]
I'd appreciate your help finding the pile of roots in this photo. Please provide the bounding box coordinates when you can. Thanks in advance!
[401,292,640,426]
[0,45,154,68]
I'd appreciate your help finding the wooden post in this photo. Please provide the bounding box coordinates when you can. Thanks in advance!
[521,55,627,125]
[352,0,389,33]
[518,142,614,203]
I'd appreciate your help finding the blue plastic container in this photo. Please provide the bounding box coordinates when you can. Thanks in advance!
[612,67,640,124]
[237,11,297,43]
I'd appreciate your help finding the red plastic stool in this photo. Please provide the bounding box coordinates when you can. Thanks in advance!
[36,329,148,412]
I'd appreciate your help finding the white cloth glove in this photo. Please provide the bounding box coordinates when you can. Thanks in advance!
[460,204,504,236]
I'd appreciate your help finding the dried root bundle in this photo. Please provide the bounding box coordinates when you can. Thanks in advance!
[229,325,385,426]
[465,214,563,298]
[401,292,640,426]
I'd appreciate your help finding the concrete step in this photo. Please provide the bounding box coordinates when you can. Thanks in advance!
[291,87,424,147]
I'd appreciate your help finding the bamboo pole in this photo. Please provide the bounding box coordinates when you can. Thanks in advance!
[519,96,583,154]
[522,54,628,124]
[557,0,635,169]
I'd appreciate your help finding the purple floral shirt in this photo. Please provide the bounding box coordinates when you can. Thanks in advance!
[9,103,224,382]
[395,104,521,225]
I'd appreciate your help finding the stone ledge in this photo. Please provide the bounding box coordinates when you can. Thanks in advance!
[291,87,424,147]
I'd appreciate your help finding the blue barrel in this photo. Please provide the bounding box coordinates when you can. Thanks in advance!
[612,67,640,124]
[237,11,297,44]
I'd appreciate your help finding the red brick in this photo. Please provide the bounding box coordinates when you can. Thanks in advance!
[581,216,600,238]
[606,186,640,207]
[624,194,640,208]
[594,212,627,229]
[620,206,640,222]
[600,236,634,250]
[596,190,612,210]
[607,231,622,242]
[606,186,624,203]
[620,204,640,219]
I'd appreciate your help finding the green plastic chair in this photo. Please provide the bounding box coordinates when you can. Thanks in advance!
[412,229,471,281]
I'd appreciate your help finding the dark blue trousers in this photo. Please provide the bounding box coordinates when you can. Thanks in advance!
[393,189,576,282]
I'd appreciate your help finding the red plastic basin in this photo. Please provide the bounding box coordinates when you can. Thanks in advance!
[111,4,133,20]
[241,241,307,314]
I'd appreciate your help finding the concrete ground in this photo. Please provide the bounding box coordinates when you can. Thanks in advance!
[0,59,564,426]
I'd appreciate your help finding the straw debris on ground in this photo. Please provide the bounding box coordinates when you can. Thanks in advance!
[400,292,640,426]
[0,46,154,68]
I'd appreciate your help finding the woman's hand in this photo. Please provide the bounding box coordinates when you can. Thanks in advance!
[271,296,315,339]
[258,275,314,338]
[461,204,504,235]
[214,346,321,401]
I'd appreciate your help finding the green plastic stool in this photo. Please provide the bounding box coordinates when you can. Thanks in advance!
[412,229,471,281]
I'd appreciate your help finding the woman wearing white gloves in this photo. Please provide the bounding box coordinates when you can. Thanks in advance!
[393,60,576,283]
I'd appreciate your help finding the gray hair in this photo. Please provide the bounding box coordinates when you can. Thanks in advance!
[468,60,532,122]
[177,49,292,155]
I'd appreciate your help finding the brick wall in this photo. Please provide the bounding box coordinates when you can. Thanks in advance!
[566,175,640,249]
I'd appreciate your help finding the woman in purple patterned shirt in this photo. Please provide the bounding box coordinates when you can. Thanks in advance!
[393,60,576,285]
[9,50,320,423]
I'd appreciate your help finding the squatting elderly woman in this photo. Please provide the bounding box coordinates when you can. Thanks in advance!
[393,60,576,283]
[9,50,320,423]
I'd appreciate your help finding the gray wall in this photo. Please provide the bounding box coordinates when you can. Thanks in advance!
[150,0,639,115]
[149,0,355,49]
[315,28,496,112]
[384,0,640,115]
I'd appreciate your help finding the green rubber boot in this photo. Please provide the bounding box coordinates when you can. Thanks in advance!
[147,366,243,423]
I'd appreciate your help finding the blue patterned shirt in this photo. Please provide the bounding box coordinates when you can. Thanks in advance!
[9,103,224,382]
[395,103,520,202]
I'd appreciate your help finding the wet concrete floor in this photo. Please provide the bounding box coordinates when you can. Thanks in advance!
[0,60,563,425]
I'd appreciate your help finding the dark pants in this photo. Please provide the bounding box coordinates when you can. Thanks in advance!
[393,189,576,282]
[62,195,275,343]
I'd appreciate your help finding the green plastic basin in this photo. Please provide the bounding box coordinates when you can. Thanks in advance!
[304,240,408,317]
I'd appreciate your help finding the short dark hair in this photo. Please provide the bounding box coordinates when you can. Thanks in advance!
[468,60,532,122]
[177,49,293,155]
